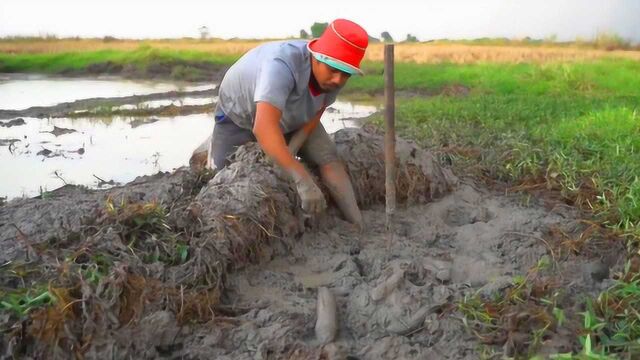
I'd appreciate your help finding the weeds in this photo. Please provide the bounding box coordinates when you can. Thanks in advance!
[103,197,189,265]
[0,287,53,316]
[587,260,640,354]
[458,257,565,357]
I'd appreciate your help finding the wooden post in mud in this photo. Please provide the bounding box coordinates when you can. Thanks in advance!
[384,44,396,229]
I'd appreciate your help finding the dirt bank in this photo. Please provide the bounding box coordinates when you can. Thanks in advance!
[0,87,217,120]
[60,59,228,83]
[0,128,626,359]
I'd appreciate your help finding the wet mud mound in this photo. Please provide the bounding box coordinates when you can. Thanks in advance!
[335,128,457,207]
[0,128,456,358]
[0,127,624,358]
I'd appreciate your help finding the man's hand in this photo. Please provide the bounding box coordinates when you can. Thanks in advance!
[293,173,327,214]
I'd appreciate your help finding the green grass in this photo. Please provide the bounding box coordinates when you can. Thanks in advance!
[348,59,640,235]
[589,269,640,354]
[347,58,640,357]
[352,60,640,96]
[0,45,239,74]
[458,257,564,357]
[0,287,53,316]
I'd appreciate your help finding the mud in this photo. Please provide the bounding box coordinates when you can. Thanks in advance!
[0,118,26,127]
[57,59,228,83]
[220,183,572,359]
[0,128,625,359]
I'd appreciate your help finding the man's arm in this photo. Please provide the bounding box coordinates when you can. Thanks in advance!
[253,101,308,178]
[253,101,326,213]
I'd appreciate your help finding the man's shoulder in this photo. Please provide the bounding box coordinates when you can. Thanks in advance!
[257,40,310,67]
[258,39,309,53]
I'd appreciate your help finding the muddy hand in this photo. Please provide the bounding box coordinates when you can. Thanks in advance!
[294,175,327,214]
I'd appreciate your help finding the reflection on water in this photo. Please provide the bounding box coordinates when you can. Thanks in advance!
[115,97,217,111]
[0,74,210,111]
[1,114,214,199]
[1,100,377,200]
[322,101,378,134]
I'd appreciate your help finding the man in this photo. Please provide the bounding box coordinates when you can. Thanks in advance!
[209,19,368,227]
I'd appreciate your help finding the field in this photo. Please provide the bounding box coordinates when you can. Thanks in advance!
[1,38,640,358]
[1,38,640,67]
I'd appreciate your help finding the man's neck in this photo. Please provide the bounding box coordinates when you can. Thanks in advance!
[309,72,322,96]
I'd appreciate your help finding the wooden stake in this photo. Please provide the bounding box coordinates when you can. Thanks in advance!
[384,44,396,230]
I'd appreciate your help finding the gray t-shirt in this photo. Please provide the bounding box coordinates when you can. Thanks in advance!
[217,40,339,133]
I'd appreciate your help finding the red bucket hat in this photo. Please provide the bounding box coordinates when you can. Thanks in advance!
[307,19,368,75]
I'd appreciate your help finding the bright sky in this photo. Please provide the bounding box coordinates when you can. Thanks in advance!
[1,0,638,42]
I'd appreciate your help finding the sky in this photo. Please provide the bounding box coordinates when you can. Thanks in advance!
[0,0,639,43]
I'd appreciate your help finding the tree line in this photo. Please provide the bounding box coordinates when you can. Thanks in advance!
[300,22,419,43]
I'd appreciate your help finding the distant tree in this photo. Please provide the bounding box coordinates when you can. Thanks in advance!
[300,29,309,39]
[198,26,210,40]
[102,36,118,43]
[405,33,419,43]
[311,22,328,38]
[381,31,394,43]
[368,35,381,43]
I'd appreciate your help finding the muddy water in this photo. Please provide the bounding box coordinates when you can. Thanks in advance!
[1,114,212,198]
[0,76,378,200]
[0,74,202,110]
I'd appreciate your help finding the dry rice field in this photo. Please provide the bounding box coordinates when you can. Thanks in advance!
[2,38,640,63]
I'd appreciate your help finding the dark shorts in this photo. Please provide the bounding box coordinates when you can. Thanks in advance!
[210,114,339,170]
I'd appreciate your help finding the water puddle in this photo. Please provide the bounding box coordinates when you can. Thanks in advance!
[0,74,208,110]
[1,114,212,199]
[322,101,378,134]
[0,76,378,200]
